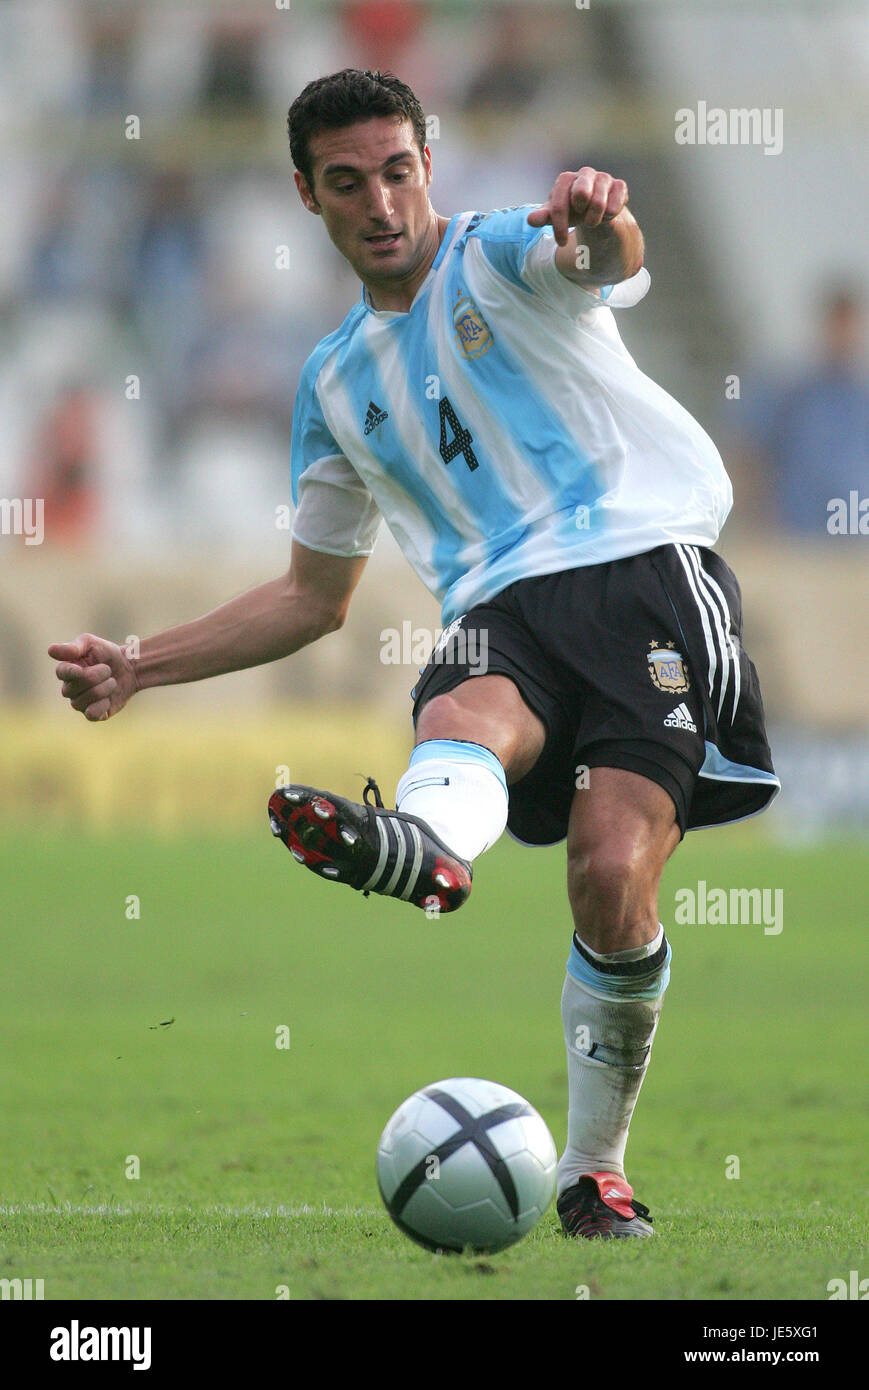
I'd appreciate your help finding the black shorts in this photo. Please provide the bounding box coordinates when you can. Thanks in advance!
[411,544,779,845]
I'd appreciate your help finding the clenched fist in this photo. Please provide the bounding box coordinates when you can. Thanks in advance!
[48,633,139,722]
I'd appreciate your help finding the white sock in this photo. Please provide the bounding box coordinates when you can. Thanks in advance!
[395,739,508,862]
[558,925,670,1193]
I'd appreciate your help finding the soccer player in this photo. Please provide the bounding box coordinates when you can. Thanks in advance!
[49,69,779,1240]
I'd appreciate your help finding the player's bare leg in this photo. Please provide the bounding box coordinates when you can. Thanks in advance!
[268,674,543,912]
[557,768,680,1238]
[413,673,546,782]
[566,769,679,953]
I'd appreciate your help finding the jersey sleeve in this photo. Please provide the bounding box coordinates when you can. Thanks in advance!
[469,204,650,319]
[520,225,651,318]
[466,205,553,290]
[290,365,381,557]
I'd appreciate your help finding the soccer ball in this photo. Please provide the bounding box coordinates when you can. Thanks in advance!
[376,1077,557,1253]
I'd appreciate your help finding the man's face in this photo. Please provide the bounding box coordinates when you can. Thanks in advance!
[296,116,434,286]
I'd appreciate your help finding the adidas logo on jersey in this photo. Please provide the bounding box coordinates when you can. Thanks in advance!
[664,703,697,733]
[363,400,389,435]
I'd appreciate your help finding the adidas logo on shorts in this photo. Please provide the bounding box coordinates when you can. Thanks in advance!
[664,702,697,733]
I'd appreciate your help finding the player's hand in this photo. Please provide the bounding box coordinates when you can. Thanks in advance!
[48,633,139,722]
[528,167,629,246]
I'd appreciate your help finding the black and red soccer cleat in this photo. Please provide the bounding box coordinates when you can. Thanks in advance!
[557,1171,655,1239]
[268,776,472,914]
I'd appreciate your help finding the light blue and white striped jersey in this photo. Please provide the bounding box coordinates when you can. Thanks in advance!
[291,206,732,624]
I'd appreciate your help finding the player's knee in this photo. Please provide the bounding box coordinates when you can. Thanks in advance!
[415,690,472,742]
[566,838,653,951]
[416,679,547,787]
[568,838,637,915]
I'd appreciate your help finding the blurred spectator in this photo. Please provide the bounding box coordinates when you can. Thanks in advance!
[341,1,427,76]
[462,7,544,114]
[133,169,206,392]
[200,18,265,113]
[29,173,105,302]
[135,170,204,302]
[28,168,131,308]
[179,310,294,434]
[30,384,101,546]
[83,11,134,113]
[728,286,869,536]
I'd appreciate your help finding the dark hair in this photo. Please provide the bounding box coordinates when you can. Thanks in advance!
[287,68,427,191]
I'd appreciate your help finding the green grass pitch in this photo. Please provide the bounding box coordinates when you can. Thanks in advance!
[0,821,865,1300]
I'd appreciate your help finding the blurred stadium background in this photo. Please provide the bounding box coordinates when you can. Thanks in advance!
[1,0,868,838]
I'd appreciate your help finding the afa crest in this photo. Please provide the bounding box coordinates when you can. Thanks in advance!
[647,640,691,694]
[453,289,493,359]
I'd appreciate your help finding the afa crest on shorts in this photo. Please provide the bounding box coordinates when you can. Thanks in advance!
[647,640,690,693]
[453,289,493,359]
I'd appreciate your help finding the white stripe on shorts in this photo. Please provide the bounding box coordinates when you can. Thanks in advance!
[675,543,720,705]
[687,545,741,720]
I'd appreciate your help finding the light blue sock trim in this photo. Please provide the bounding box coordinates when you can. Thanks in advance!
[410,739,507,792]
[566,938,672,1000]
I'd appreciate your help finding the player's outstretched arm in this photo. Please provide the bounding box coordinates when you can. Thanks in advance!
[48,541,367,722]
[527,166,644,289]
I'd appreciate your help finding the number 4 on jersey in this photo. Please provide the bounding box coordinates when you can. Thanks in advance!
[438,396,479,472]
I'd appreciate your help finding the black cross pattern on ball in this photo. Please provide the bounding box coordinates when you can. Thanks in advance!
[386,1088,535,1222]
